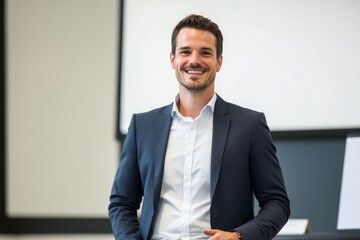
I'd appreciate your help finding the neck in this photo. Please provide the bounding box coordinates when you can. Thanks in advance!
[177,89,214,119]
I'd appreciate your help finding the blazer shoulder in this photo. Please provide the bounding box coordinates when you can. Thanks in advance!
[134,103,173,119]
[228,102,262,116]
[129,103,173,135]
[216,95,263,119]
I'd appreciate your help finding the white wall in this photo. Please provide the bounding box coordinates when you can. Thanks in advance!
[5,0,119,217]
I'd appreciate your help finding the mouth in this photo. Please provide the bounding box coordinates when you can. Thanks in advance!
[184,68,206,75]
[186,70,204,74]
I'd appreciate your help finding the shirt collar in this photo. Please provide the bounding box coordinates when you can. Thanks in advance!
[171,93,217,118]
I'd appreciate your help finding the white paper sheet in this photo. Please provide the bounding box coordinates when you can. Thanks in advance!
[337,136,360,230]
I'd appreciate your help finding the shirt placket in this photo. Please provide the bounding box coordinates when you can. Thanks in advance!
[181,121,197,239]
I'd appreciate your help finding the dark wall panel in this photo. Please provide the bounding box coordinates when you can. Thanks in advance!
[275,138,346,233]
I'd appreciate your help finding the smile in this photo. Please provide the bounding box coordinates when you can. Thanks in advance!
[185,70,205,74]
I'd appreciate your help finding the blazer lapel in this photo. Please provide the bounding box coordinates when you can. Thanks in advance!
[149,98,230,206]
[210,96,230,200]
[153,104,173,209]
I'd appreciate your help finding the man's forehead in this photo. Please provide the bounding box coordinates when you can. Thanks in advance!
[177,27,216,38]
[176,28,216,48]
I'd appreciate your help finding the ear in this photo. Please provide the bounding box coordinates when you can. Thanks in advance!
[216,55,223,72]
[170,52,175,69]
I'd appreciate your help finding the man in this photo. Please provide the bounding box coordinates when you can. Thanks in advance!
[109,14,290,240]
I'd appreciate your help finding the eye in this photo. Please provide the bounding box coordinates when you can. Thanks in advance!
[179,50,191,55]
[201,50,212,57]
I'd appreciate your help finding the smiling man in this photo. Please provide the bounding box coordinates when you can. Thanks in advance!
[109,14,290,240]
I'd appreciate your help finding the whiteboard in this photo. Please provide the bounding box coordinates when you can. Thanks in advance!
[337,136,360,230]
[119,0,360,134]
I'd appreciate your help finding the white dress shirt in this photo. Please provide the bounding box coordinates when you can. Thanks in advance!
[152,94,217,240]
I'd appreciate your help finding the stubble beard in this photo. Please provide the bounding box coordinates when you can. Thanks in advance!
[176,71,215,95]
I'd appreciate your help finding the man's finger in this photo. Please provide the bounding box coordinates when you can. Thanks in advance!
[203,229,219,235]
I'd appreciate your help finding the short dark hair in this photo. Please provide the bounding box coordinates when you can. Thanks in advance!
[171,14,223,58]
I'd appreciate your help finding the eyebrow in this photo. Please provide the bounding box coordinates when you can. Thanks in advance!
[177,46,214,52]
[200,47,214,52]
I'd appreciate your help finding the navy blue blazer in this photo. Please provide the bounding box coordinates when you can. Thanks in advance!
[109,95,290,240]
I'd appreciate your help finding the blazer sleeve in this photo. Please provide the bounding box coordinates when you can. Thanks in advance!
[108,114,143,240]
[234,113,290,240]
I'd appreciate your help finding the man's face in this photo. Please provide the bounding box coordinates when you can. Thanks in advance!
[170,28,222,93]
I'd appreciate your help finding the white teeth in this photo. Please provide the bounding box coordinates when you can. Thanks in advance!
[187,70,203,74]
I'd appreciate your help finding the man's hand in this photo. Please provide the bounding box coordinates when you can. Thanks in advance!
[203,229,239,240]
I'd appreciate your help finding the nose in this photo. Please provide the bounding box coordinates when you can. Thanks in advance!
[189,52,201,64]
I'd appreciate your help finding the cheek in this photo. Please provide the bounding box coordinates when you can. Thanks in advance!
[173,60,185,70]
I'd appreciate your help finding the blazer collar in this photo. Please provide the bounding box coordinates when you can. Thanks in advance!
[210,95,230,199]
[152,97,230,203]
[153,104,173,209]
